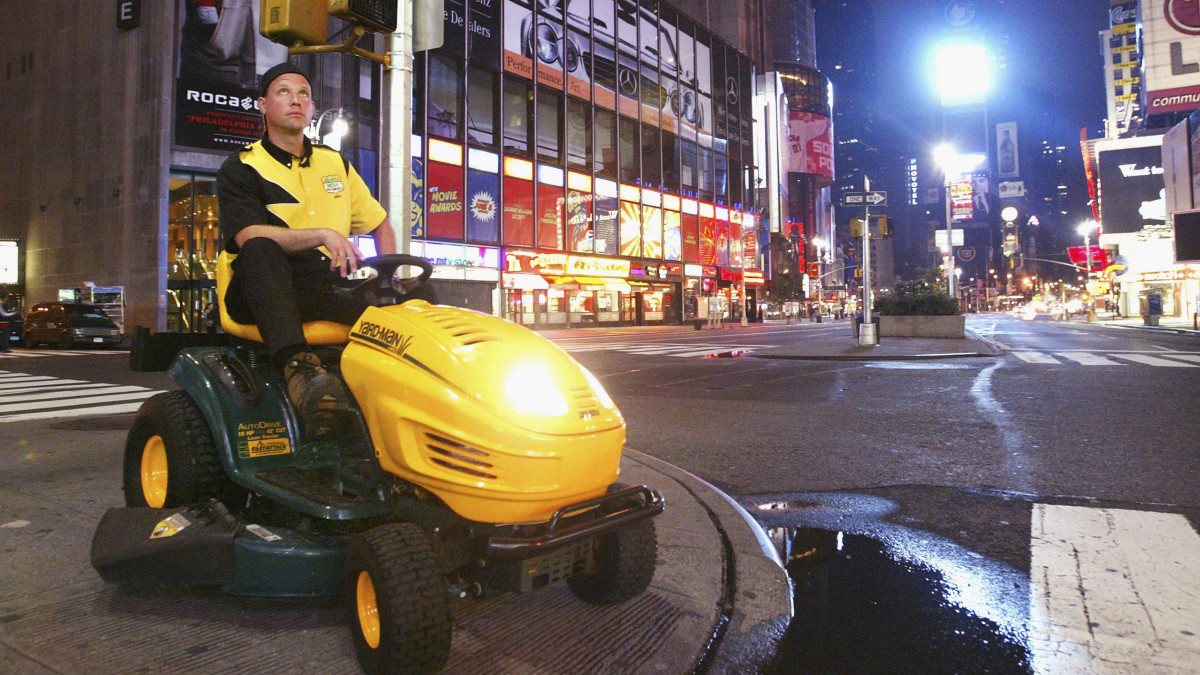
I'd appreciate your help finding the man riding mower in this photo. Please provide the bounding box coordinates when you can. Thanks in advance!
[91,254,664,674]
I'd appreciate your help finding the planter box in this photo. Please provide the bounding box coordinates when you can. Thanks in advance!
[879,314,965,338]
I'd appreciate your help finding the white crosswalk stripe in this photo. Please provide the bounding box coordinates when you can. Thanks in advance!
[1011,350,1200,367]
[1030,504,1200,673]
[0,349,128,359]
[0,370,162,424]
[558,342,771,357]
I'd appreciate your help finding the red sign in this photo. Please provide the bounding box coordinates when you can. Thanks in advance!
[427,162,464,239]
[1067,246,1109,272]
[503,176,534,247]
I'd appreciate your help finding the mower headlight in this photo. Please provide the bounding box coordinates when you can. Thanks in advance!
[506,364,570,417]
[582,367,614,409]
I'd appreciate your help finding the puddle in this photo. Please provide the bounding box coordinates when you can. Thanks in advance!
[762,528,1030,674]
[864,362,973,370]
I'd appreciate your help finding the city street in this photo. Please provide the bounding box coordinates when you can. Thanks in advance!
[2,315,1199,672]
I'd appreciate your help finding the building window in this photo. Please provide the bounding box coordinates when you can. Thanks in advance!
[503,76,532,155]
[619,115,639,184]
[537,87,562,164]
[641,123,662,189]
[566,97,592,171]
[594,108,617,179]
[429,55,463,140]
[661,131,680,193]
[467,66,498,148]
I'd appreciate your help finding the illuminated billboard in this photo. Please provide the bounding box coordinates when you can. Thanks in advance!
[786,111,833,179]
[1141,0,1200,115]
[1097,141,1166,234]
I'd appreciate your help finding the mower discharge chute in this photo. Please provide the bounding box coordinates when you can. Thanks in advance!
[91,254,664,674]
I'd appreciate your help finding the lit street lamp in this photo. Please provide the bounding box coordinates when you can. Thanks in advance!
[307,108,350,151]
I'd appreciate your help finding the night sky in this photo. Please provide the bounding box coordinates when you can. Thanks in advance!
[868,0,1113,141]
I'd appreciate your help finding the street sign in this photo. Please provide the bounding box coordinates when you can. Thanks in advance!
[841,191,887,207]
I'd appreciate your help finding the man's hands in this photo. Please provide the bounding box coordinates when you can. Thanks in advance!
[319,229,365,277]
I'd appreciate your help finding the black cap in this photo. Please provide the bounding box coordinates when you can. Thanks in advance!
[259,62,310,98]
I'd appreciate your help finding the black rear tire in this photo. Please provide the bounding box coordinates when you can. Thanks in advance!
[58,332,73,349]
[346,523,452,675]
[122,390,245,509]
[22,332,36,348]
[568,516,658,604]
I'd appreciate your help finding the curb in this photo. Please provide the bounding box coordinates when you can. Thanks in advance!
[625,449,794,672]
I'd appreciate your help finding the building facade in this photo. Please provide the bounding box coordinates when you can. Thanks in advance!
[1,0,783,332]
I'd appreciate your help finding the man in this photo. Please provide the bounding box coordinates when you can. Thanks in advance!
[217,62,396,414]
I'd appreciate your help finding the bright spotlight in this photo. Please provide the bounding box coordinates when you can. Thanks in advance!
[936,44,989,106]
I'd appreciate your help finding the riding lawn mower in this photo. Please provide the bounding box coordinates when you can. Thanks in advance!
[90,254,664,674]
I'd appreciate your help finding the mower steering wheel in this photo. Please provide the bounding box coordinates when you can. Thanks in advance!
[332,254,434,306]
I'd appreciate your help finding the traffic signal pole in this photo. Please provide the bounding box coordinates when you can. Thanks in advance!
[382,2,415,255]
[859,176,876,346]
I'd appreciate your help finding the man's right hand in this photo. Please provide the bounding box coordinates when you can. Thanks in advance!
[319,228,365,277]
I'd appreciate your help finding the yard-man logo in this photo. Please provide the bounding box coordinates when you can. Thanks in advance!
[353,321,414,358]
[185,89,255,110]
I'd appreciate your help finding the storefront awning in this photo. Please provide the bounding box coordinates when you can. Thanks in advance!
[550,276,631,292]
[627,280,650,288]
[503,274,549,290]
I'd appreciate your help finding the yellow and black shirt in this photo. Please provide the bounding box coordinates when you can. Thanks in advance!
[217,135,387,260]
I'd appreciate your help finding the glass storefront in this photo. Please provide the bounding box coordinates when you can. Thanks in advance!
[167,173,220,332]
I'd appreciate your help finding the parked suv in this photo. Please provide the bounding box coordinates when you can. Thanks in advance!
[22,303,123,348]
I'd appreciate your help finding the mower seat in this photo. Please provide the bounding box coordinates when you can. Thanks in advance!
[215,251,352,345]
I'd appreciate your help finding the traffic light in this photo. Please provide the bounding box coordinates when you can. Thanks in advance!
[261,0,327,46]
[849,215,889,238]
[850,218,863,238]
[329,0,397,33]
[875,215,890,237]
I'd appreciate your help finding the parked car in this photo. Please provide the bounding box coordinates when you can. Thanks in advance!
[0,308,21,347]
[22,302,123,348]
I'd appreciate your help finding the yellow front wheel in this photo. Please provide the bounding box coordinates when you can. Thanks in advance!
[121,391,243,509]
[345,523,451,675]
[140,435,169,508]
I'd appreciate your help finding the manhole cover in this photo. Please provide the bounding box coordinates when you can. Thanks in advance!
[49,415,133,431]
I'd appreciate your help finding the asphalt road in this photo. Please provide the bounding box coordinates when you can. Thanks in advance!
[3,315,1199,673]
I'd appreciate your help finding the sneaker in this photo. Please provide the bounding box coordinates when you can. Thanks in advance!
[283,352,349,415]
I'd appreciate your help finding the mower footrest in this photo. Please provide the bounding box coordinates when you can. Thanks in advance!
[90,504,238,586]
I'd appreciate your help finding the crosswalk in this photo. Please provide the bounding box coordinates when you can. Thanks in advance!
[0,370,163,424]
[0,348,128,360]
[558,341,771,358]
[1011,350,1200,367]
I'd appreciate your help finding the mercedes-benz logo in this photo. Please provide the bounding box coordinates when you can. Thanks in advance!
[618,68,638,96]
[726,76,738,105]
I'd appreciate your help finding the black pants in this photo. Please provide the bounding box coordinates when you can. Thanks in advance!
[224,238,369,361]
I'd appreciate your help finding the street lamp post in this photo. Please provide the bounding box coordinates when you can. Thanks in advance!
[1078,220,1098,321]
[934,146,986,301]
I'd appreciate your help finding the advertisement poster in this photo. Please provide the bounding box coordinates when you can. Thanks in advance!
[743,216,757,265]
[1098,143,1166,234]
[503,0,534,80]
[173,0,285,151]
[567,190,594,252]
[786,110,834,179]
[594,197,619,255]
[427,162,465,240]
[729,221,742,268]
[699,216,716,265]
[996,121,1019,179]
[620,201,642,256]
[411,159,426,238]
[1141,0,1200,115]
[641,206,663,259]
[663,210,681,261]
[715,219,730,266]
[537,184,565,249]
[682,213,699,262]
[441,0,468,59]
[502,176,535,246]
[466,169,500,242]
[951,178,974,222]
[469,0,502,67]
[0,240,18,284]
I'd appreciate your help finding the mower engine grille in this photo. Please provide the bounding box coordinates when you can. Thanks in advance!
[420,307,501,349]
[567,385,603,413]
[423,431,497,480]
